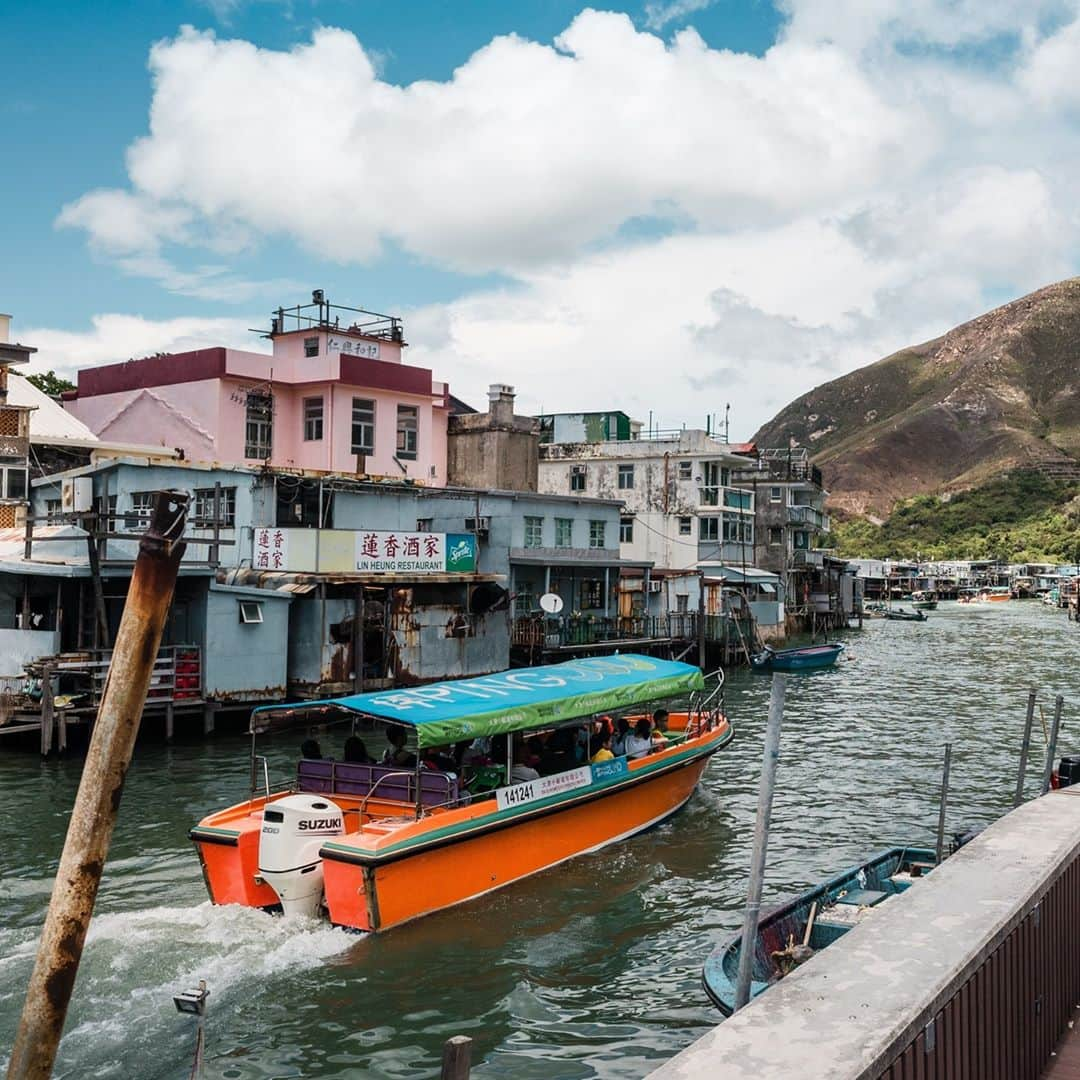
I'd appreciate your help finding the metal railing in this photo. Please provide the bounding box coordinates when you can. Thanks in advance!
[511,614,701,648]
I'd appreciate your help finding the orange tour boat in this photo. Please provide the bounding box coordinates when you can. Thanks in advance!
[190,654,731,931]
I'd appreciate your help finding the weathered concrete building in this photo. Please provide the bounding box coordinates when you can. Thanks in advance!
[447,384,539,492]
[538,426,757,570]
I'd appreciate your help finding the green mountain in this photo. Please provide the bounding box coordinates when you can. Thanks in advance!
[752,278,1080,519]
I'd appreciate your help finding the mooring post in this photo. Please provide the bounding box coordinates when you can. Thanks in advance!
[935,742,952,865]
[734,672,786,1012]
[440,1035,473,1080]
[1041,695,1066,795]
[7,491,188,1080]
[1014,689,1037,807]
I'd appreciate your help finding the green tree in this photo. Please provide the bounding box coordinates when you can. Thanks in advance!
[25,370,76,398]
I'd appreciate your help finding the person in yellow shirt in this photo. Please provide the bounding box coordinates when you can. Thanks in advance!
[590,730,615,763]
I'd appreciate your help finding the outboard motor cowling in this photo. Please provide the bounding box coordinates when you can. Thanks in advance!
[258,794,345,917]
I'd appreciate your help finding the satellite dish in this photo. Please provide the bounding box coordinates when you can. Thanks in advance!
[539,593,564,615]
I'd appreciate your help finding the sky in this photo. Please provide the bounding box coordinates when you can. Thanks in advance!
[3,0,1080,438]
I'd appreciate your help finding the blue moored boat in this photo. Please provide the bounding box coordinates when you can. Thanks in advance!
[750,643,845,672]
[703,845,936,1015]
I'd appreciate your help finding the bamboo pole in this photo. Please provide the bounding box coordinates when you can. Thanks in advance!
[1013,689,1037,807]
[734,673,786,1011]
[7,491,188,1080]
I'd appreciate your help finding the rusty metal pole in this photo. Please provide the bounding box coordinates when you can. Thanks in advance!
[7,491,188,1080]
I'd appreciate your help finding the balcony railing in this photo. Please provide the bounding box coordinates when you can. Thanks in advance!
[788,505,830,531]
[511,614,700,648]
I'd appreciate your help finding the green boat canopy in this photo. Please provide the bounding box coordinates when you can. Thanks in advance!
[252,654,705,749]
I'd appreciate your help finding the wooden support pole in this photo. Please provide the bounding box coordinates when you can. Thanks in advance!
[203,705,215,736]
[440,1035,473,1080]
[164,703,174,744]
[39,666,54,758]
[734,673,786,1012]
[1041,695,1066,795]
[697,572,706,670]
[7,491,188,1080]
[935,742,952,865]
[1014,689,1037,807]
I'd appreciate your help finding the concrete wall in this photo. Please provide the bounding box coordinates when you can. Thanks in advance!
[0,628,60,676]
[447,427,538,492]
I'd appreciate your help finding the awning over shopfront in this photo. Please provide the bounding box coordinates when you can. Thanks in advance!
[698,564,782,587]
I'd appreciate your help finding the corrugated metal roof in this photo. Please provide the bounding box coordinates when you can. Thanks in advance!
[7,374,99,442]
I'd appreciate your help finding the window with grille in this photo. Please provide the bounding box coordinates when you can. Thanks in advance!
[617,464,634,489]
[678,461,693,480]
[679,516,692,536]
[351,398,375,455]
[303,397,324,441]
[194,487,237,528]
[416,517,433,532]
[524,516,543,548]
[45,498,63,522]
[304,336,319,357]
[396,405,418,460]
[569,467,586,492]
[554,518,573,548]
[619,516,634,543]
[126,491,155,530]
[245,390,273,459]
[588,520,605,548]
[700,517,719,542]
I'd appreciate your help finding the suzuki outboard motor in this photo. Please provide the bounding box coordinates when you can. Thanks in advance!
[258,794,345,917]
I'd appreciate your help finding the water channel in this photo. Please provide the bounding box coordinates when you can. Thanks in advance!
[2,601,1078,1078]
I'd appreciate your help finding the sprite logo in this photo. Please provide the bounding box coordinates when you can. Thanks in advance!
[446,534,477,571]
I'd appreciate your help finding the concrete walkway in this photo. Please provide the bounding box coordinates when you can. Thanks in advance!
[649,787,1080,1080]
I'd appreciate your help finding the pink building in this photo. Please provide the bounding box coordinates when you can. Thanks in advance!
[65,297,451,485]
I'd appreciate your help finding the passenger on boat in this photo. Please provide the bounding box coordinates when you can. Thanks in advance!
[590,731,614,764]
[651,709,670,750]
[539,727,576,774]
[381,724,417,768]
[611,717,631,757]
[525,735,545,770]
[343,736,373,763]
[511,741,540,783]
[421,745,458,773]
[624,718,654,760]
[300,738,323,759]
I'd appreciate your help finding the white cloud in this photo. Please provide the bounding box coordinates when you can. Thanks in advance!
[59,16,919,273]
[23,314,262,381]
[48,3,1080,438]
[643,0,715,31]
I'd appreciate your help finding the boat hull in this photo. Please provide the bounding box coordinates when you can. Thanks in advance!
[191,719,733,932]
[751,644,845,672]
[702,845,936,1015]
[322,738,723,931]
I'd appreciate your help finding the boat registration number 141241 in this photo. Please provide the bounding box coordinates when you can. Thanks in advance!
[495,766,593,812]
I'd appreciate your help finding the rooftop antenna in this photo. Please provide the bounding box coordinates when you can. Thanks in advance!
[724,403,731,443]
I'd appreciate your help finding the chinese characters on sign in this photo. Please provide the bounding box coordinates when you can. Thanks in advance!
[326,336,380,360]
[355,531,476,573]
[253,528,289,571]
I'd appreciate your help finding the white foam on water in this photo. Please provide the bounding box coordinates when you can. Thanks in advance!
[2,902,358,1079]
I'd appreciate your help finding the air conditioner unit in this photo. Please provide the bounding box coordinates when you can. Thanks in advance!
[647,580,663,593]
[465,516,490,538]
[61,477,92,514]
[570,465,586,475]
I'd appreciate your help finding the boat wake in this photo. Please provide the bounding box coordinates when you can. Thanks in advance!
[0,902,355,1079]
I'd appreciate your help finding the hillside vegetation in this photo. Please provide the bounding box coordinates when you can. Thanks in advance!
[828,471,1080,562]
[753,278,1080,517]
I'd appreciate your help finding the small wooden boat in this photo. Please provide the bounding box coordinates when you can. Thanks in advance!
[703,845,937,1015]
[191,655,732,932]
[980,586,1011,602]
[750,643,845,672]
[910,591,937,611]
[883,607,927,621]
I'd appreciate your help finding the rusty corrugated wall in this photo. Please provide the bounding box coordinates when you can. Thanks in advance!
[879,853,1080,1079]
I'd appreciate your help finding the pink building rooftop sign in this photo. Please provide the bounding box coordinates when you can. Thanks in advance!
[65,292,451,486]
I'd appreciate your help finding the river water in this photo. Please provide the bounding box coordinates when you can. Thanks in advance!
[2,601,1078,1079]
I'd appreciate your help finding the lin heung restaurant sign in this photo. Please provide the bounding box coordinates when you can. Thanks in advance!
[355,530,477,573]
[250,528,477,574]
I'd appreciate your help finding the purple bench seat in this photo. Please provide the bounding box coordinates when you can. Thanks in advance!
[297,759,459,807]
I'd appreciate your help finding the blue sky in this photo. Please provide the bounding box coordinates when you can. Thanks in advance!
[4,0,1079,433]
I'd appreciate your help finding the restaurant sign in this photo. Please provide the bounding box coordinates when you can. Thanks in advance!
[355,531,477,574]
